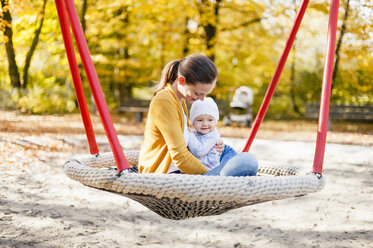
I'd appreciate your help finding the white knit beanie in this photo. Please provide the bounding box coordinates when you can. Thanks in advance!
[190,97,219,123]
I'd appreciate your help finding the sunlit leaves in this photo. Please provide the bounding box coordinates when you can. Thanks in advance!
[1,0,372,114]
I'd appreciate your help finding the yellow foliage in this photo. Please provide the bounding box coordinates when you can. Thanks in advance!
[0,0,372,114]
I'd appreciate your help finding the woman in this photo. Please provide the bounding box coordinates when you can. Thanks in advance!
[139,54,258,176]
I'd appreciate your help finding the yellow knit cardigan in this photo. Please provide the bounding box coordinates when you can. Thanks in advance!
[138,83,209,174]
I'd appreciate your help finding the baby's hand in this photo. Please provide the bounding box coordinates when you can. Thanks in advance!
[214,140,224,155]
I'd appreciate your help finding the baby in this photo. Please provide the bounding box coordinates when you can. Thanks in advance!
[188,97,234,170]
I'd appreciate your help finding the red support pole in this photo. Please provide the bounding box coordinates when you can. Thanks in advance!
[62,0,130,171]
[242,0,310,153]
[55,0,99,155]
[312,0,339,174]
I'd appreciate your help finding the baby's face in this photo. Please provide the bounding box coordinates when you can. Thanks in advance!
[193,114,217,135]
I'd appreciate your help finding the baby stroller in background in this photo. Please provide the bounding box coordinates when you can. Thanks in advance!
[222,86,254,127]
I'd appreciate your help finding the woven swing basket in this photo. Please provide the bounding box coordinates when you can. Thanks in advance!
[64,151,325,220]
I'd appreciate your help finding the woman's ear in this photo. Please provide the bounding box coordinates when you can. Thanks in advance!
[178,76,186,85]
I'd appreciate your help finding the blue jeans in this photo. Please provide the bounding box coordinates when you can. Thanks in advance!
[204,145,258,177]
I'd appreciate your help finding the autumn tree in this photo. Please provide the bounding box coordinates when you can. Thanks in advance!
[330,0,372,104]
[0,0,371,114]
[1,0,48,89]
[23,0,47,88]
[1,0,20,88]
[194,0,263,62]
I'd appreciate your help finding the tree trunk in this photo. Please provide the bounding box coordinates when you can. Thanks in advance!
[80,0,87,33]
[332,0,350,83]
[290,46,300,114]
[204,23,217,62]
[119,43,133,102]
[1,0,21,88]
[119,84,133,106]
[182,17,191,57]
[196,0,261,62]
[195,0,221,61]
[78,0,91,110]
[159,30,166,70]
[290,0,299,114]
[23,0,48,88]
[117,5,133,103]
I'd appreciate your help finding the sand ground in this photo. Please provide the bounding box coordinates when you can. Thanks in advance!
[0,111,372,247]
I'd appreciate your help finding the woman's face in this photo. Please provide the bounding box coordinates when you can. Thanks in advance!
[178,79,216,104]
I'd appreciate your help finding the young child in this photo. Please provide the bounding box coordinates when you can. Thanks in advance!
[188,97,236,170]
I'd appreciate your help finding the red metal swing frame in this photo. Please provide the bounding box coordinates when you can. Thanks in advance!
[55,0,339,175]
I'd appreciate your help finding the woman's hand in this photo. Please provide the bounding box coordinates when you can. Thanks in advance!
[214,140,224,155]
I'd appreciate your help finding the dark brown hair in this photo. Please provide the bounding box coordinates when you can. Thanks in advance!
[154,54,218,95]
